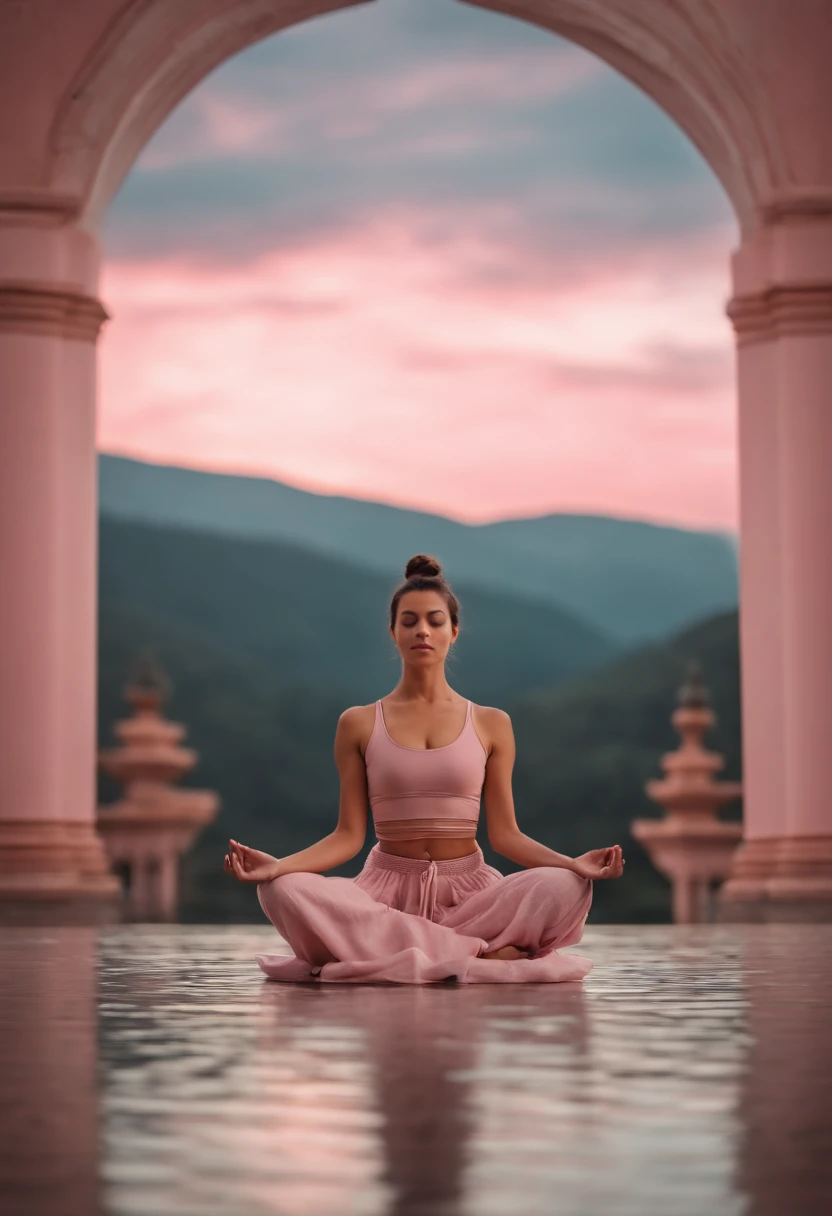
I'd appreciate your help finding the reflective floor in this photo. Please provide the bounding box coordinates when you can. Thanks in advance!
[1,924,830,1216]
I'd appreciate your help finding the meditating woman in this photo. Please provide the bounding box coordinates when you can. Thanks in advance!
[223,554,624,983]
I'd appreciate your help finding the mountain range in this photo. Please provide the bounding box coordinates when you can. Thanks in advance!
[99,454,739,646]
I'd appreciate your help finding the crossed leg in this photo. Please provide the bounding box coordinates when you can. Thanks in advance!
[255,866,593,984]
[257,871,487,976]
[439,866,593,958]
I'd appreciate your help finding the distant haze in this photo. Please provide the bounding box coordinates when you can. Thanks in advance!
[101,0,738,530]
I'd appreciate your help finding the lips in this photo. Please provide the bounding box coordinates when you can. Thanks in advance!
[412,645,433,651]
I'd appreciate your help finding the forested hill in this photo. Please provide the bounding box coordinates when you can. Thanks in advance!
[98,513,618,709]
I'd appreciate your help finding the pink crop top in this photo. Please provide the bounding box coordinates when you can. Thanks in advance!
[364,699,487,841]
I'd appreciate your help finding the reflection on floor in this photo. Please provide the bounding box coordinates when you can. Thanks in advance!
[0,925,830,1216]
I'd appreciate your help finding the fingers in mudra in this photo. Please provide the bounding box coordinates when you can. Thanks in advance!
[224,839,278,883]
[224,841,247,880]
[228,839,248,869]
[601,845,624,878]
[228,850,251,882]
[580,844,624,879]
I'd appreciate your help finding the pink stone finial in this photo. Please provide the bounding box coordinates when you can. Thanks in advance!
[631,661,743,923]
[96,656,219,922]
[123,650,171,716]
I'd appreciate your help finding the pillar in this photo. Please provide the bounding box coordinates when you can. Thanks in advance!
[672,875,693,925]
[0,198,119,922]
[157,850,179,922]
[127,854,152,921]
[721,203,832,920]
[673,877,714,926]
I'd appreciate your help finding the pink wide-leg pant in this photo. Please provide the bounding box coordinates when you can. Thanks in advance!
[255,844,594,984]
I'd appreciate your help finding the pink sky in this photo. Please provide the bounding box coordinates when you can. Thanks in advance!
[99,208,737,529]
[99,3,739,532]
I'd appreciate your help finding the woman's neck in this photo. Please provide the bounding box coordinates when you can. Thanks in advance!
[394,667,454,703]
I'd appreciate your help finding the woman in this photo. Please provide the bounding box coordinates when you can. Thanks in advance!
[224,554,625,983]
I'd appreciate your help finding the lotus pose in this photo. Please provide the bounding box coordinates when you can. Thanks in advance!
[224,554,624,984]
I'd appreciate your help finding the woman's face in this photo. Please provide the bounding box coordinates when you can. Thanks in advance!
[391,589,458,666]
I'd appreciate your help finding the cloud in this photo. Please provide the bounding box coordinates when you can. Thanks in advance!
[104,0,734,262]
[99,205,736,530]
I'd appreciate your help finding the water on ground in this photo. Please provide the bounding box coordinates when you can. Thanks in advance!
[1,923,830,1216]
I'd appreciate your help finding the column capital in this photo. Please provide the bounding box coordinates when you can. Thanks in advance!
[727,282,832,345]
[0,190,82,228]
[0,280,108,342]
[758,191,832,226]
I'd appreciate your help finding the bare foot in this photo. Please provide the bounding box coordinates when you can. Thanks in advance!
[481,945,530,961]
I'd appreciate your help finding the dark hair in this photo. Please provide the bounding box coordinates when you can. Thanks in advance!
[389,553,461,631]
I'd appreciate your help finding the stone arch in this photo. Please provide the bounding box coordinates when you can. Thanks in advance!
[48,0,369,227]
[49,0,785,234]
[468,0,786,233]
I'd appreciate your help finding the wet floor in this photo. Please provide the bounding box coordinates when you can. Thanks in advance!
[1,924,830,1216]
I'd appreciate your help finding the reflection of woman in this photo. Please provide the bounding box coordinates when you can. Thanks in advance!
[256,981,592,1216]
[225,555,624,983]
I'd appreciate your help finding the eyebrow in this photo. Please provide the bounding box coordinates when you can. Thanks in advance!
[400,609,446,616]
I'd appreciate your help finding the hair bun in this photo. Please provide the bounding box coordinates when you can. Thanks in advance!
[405,553,443,579]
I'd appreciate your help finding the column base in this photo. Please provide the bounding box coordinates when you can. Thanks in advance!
[718,836,832,922]
[0,820,121,925]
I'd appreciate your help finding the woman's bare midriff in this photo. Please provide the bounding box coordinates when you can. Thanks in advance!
[378,836,479,861]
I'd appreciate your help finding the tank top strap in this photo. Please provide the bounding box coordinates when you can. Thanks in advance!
[366,699,383,751]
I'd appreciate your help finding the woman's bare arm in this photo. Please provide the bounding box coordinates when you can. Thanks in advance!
[480,707,624,880]
[225,706,370,883]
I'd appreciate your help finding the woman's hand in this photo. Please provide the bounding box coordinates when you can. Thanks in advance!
[223,839,281,884]
[572,844,625,881]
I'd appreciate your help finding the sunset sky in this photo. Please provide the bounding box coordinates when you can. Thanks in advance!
[100,0,739,532]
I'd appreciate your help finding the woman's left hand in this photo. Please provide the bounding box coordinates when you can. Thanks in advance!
[572,845,625,880]
[223,839,281,884]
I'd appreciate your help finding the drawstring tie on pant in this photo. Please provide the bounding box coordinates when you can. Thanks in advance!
[364,844,486,922]
[418,860,439,921]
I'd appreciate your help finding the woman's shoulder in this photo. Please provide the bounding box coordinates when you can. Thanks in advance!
[338,701,377,724]
[471,702,512,728]
[470,703,513,752]
[336,702,377,744]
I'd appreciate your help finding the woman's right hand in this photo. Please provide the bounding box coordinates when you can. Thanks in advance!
[572,844,625,881]
[223,839,281,884]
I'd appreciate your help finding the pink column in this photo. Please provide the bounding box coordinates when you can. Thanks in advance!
[129,854,151,921]
[720,232,788,916]
[157,850,179,922]
[772,317,832,910]
[672,875,694,925]
[721,211,832,919]
[0,205,118,921]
